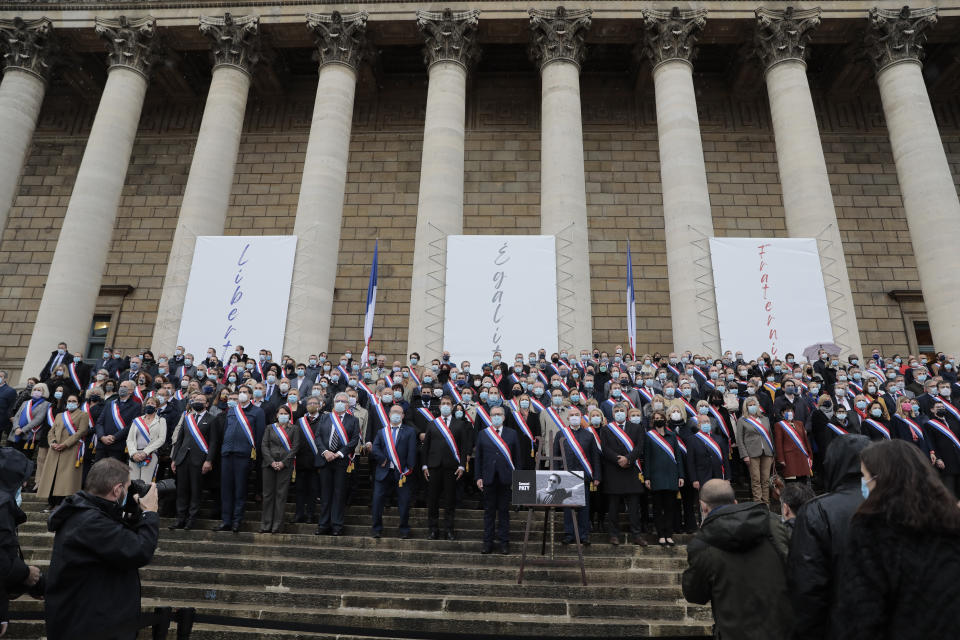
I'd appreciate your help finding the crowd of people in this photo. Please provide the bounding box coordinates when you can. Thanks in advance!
[1,341,959,555]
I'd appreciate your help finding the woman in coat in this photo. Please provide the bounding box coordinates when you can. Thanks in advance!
[9,383,50,458]
[773,407,813,484]
[861,400,892,441]
[837,439,960,639]
[642,409,685,547]
[35,394,89,508]
[126,396,166,482]
[734,396,774,504]
[261,405,299,533]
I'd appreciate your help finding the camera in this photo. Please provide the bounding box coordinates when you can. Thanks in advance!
[122,478,176,517]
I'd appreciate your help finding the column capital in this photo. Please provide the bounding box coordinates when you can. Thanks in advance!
[199,13,260,74]
[528,6,592,71]
[0,17,55,80]
[95,15,159,78]
[866,5,937,73]
[306,10,368,71]
[754,6,820,71]
[416,8,480,71]
[641,6,706,68]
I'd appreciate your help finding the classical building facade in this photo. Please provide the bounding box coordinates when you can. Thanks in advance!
[1,2,959,382]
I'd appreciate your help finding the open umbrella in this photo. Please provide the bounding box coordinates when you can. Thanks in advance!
[803,342,841,363]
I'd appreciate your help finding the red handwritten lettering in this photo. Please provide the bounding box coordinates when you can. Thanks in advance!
[758,244,779,357]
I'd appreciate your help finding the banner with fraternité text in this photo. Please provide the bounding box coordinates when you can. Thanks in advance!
[177,235,296,362]
[444,235,558,365]
[709,237,833,359]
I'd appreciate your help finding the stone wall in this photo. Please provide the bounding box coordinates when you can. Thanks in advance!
[1,75,957,377]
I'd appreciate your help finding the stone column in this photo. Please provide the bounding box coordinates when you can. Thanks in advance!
[406,8,480,358]
[755,7,863,357]
[20,16,157,384]
[0,17,54,239]
[868,6,960,355]
[151,13,260,352]
[529,7,593,352]
[283,11,367,358]
[642,8,720,354]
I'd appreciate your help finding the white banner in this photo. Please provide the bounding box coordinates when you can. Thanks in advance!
[709,238,833,359]
[177,236,296,362]
[444,235,558,365]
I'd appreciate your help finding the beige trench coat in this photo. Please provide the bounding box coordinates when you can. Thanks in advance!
[36,409,89,498]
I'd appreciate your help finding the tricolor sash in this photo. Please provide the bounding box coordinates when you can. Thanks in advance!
[936,398,960,423]
[537,370,550,387]
[255,360,264,379]
[358,380,378,403]
[68,363,82,390]
[863,418,891,439]
[707,405,731,440]
[509,373,522,386]
[507,405,535,456]
[763,382,779,396]
[777,420,812,467]
[529,397,545,412]
[178,365,188,380]
[330,412,350,451]
[557,423,593,477]
[298,417,319,455]
[484,427,515,470]
[18,399,37,428]
[636,387,654,404]
[864,369,886,384]
[382,424,408,482]
[132,416,152,444]
[681,398,697,418]
[444,381,462,404]
[896,415,925,442]
[174,389,185,401]
[849,380,864,394]
[667,364,681,378]
[425,410,461,464]
[824,420,849,437]
[676,437,688,455]
[474,405,493,429]
[233,405,256,448]
[111,403,127,434]
[589,426,602,452]
[926,419,960,452]
[548,363,561,378]
[606,422,642,474]
[555,378,570,393]
[647,429,676,464]
[62,410,78,436]
[185,413,210,455]
[409,368,421,388]
[745,417,774,451]
[272,424,293,451]
[337,365,350,381]
[695,431,725,464]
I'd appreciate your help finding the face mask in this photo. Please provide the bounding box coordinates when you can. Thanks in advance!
[784,411,794,421]
[393,391,402,400]
[653,420,666,429]
[143,405,157,415]
[653,402,663,411]
[65,401,79,411]
[453,410,464,420]
[227,399,238,408]
[613,411,626,423]
[670,411,682,422]
[390,413,403,425]
[941,388,952,397]
[52,391,63,400]
[837,412,847,421]
[117,387,130,398]
[238,393,249,403]
[861,477,870,500]
[440,405,452,417]
[784,386,795,395]
[382,395,393,404]
[855,400,867,410]
[333,401,345,413]
[479,391,489,402]
[569,394,580,403]
[568,415,581,426]
[491,415,504,427]
[552,396,562,406]
[590,415,602,426]
[266,376,276,384]
[917,375,927,383]
[681,388,691,398]
[629,416,642,425]
[870,408,882,417]
[658,373,667,381]
[746,387,756,395]
[748,405,758,415]
[664,388,675,397]
[698,406,709,415]
[700,423,711,433]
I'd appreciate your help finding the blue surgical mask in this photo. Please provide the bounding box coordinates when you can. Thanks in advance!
[861,477,870,500]
[15,487,22,507]
[491,415,504,427]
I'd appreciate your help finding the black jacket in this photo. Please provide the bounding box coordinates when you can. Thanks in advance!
[45,491,159,640]
[0,447,33,625]
[421,415,470,469]
[836,513,960,640]
[682,502,793,640]
[787,434,870,640]
[171,411,218,467]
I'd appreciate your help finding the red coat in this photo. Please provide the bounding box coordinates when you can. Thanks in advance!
[774,419,813,478]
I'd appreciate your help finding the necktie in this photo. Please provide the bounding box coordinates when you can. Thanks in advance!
[329,417,341,450]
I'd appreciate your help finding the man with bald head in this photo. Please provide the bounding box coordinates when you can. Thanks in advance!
[93,379,142,463]
[313,392,360,536]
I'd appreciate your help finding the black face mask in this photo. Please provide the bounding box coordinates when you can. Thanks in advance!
[551,357,559,363]
[144,405,157,415]
[88,395,101,403]
[653,420,666,428]
[191,402,205,412]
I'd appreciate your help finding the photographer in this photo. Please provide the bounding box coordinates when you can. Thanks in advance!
[45,458,159,640]
[1,447,43,637]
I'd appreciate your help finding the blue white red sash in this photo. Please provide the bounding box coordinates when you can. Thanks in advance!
[864,369,885,384]
[19,399,37,428]
[692,367,707,382]
[408,368,421,388]
[554,378,570,393]
[382,424,407,476]
[937,398,960,423]
[358,380,378,403]
[509,373,522,386]
[444,381,462,403]
[529,396,545,412]
[676,437,687,455]
[896,415,925,442]
[548,363,561,378]
[667,364,681,378]
[824,420,848,437]
[863,418,891,439]
[330,412,349,450]
[81,401,94,428]
[68,363,82,390]
[506,405,535,456]
[174,389,185,401]
[681,398,697,418]
[298,417,319,455]
[763,382,779,395]
[606,422,642,473]
[421,408,460,464]
[185,413,209,454]
[745,417,774,451]
[474,405,493,429]
[484,427,514,470]
[926,419,960,452]
[695,431,724,463]
[178,365,189,380]
[337,364,350,381]
[255,360,264,379]
[557,423,593,477]
[589,426,602,451]
[777,420,812,467]
[647,429,676,464]
[111,402,127,434]
[849,380,864,394]
[62,410,78,436]
[636,387,654,404]
[272,423,293,451]
[132,416,151,444]
[537,371,550,387]
[707,405,730,440]
[233,405,256,448]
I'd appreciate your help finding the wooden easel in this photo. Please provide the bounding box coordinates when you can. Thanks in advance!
[517,433,588,586]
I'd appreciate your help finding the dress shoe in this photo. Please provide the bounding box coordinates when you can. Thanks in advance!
[428,530,439,540]
[258,528,270,534]
[500,543,510,555]
[231,524,241,534]
[632,536,647,547]
[666,539,676,547]
[446,531,456,541]
[480,545,493,555]
[183,522,194,531]
[371,531,382,539]
[332,529,343,537]
[608,536,620,546]
[400,532,411,540]
[213,524,232,532]
[168,521,186,531]
[315,527,331,536]
[581,537,591,546]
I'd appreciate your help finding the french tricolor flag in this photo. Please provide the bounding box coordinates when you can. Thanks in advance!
[361,240,378,364]
[626,240,636,358]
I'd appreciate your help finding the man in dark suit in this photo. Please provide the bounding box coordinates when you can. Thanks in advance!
[370,403,418,539]
[63,352,91,392]
[294,396,322,523]
[95,348,120,379]
[553,406,602,545]
[119,356,143,383]
[39,342,69,382]
[421,395,469,540]
[313,392,360,536]
[215,386,266,533]
[93,380,142,463]
[0,370,18,440]
[169,393,219,530]
[474,405,519,554]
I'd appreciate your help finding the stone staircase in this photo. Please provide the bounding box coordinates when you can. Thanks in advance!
[8,460,713,640]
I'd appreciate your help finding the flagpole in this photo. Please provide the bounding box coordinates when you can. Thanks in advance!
[361,239,379,364]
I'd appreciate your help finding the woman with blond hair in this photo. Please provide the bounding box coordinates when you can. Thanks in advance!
[36,393,89,509]
[735,395,774,504]
[126,396,166,482]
